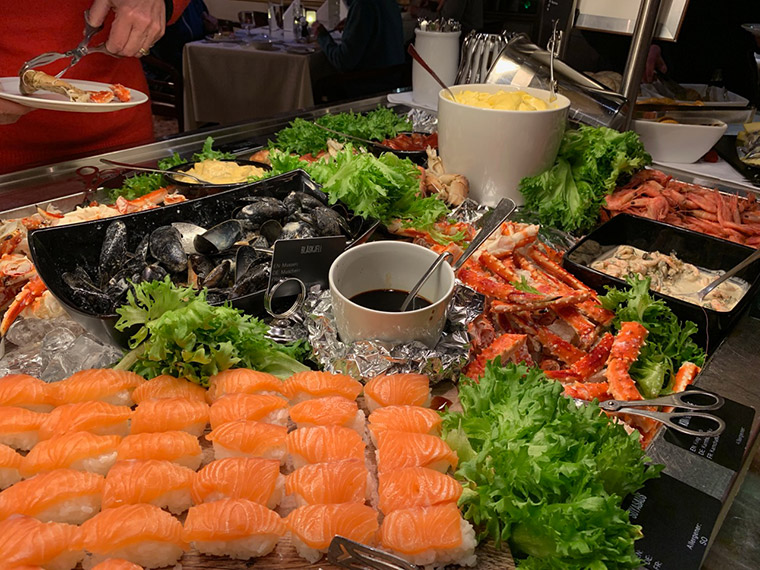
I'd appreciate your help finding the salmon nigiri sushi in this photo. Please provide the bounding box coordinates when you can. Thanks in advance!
[0,374,54,412]
[91,559,144,570]
[368,405,442,444]
[289,396,365,435]
[192,457,284,509]
[206,369,285,403]
[286,503,379,563]
[285,459,371,506]
[80,503,186,569]
[375,431,458,474]
[0,443,22,489]
[205,420,287,463]
[0,468,104,524]
[103,459,195,514]
[209,393,289,429]
[0,515,84,570]
[54,369,145,407]
[21,432,120,477]
[363,373,430,412]
[130,398,209,436]
[117,431,202,471]
[132,374,207,405]
[283,371,362,404]
[379,504,476,568]
[183,498,285,559]
[378,467,462,514]
[286,425,365,469]
[39,401,132,440]
[0,406,45,450]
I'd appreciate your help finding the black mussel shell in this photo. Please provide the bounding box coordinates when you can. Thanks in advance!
[280,221,317,240]
[99,220,127,286]
[235,197,288,229]
[231,263,270,298]
[139,264,169,283]
[235,245,269,282]
[201,259,232,289]
[312,206,352,237]
[149,226,188,273]
[194,220,243,255]
[188,253,215,280]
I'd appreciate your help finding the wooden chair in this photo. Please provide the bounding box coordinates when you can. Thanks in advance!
[142,55,185,132]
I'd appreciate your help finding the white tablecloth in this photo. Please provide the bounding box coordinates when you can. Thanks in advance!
[183,33,335,129]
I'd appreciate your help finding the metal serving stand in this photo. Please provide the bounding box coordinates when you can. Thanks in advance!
[1,98,760,568]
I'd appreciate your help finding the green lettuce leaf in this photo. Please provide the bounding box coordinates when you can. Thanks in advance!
[519,126,651,233]
[442,361,661,568]
[114,278,309,385]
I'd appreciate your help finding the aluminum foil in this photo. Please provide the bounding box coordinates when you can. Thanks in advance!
[294,285,482,384]
[417,18,461,33]
[406,108,438,133]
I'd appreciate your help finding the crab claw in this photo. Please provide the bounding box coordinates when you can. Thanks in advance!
[0,276,47,336]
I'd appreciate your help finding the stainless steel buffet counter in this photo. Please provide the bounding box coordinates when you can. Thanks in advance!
[1,97,759,569]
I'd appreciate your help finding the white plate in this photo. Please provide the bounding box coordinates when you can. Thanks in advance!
[0,77,148,113]
[638,83,750,108]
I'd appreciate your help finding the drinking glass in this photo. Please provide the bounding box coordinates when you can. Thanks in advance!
[268,1,284,41]
[238,11,256,41]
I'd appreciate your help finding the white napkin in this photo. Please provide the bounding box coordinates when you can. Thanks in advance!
[316,0,347,28]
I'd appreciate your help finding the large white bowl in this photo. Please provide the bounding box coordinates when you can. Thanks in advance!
[633,117,727,163]
[328,241,455,348]
[437,84,570,207]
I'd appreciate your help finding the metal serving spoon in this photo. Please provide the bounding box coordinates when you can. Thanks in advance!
[399,197,516,311]
[100,159,214,185]
[686,247,760,304]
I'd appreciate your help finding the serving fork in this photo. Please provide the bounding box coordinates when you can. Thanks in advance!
[19,11,115,78]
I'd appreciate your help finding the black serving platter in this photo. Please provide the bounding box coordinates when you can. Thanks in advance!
[562,213,760,351]
[28,170,364,348]
[369,131,437,166]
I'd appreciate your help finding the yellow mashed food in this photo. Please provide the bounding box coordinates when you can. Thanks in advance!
[177,159,265,184]
[454,90,551,111]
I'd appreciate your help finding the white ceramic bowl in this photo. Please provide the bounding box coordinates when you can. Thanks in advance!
[328,241,455,348]
[633,117,727,163]
[437,83,570,207]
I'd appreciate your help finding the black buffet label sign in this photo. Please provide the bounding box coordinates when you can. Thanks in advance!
[663,386,755,472]
[624,473,721,569]
[269,236,347,289]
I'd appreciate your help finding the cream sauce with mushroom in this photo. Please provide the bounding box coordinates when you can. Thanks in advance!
[591,245,748,312]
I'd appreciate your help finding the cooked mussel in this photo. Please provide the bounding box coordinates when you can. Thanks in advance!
[172,222,207,254]
[99,221,127,286]
[201,259,233,289]
[235,197,288,229]
[311,206,352,237]
[235,245,269,282]
[194,220,243,255]
[231,263,270,298]
[188,253,215,281]
[149,226,187,273]
[283,191,327,215]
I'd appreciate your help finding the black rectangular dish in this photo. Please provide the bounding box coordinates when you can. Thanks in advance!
[562,213,760,351]
[29,170,366,347]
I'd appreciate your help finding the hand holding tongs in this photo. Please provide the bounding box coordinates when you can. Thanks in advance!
[19,11,114,78]
[329,536,418,569]
[599,388,726,438]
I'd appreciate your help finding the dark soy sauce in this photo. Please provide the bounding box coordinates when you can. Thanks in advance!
[350,289,432,312]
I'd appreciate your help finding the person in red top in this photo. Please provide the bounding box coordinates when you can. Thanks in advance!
[0,0,190,175]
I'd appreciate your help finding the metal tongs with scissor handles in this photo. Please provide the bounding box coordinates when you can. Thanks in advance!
[19,10,115,78]
[598,388,726,438]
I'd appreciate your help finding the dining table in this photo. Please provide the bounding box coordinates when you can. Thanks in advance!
[182,29,338,130]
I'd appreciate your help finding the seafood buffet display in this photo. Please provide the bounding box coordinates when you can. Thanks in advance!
[0,101,757,570]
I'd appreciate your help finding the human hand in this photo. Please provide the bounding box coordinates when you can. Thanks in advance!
[644,44,667,83]
[311,21,326,36]
[0,99,32,125]
[89,0,166,58]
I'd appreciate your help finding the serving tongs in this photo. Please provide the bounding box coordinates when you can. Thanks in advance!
[328,536,418,569]
[19,10,114,81]
[598,388,726,438]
